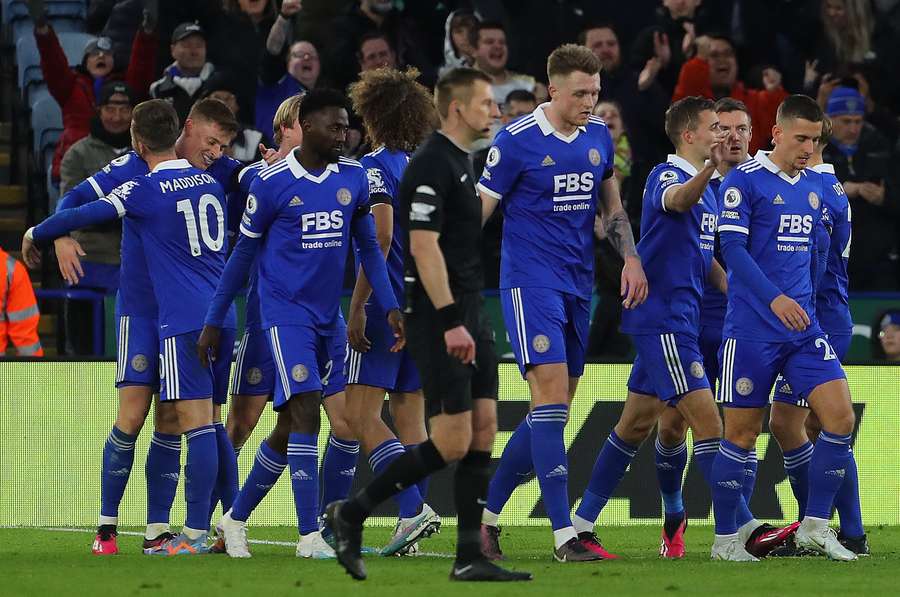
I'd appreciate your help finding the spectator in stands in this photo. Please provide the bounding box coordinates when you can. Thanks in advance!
[57,82,134,355]
[815,0,876,75]
[502,89,537,124]
[358,31,397,72]
[255,38,319,141]
[872,309,900,361]
[470,21,546,109]
[201,73,270,163]
[594,101,632,188]
[439,10,477,77]
[34,11,156,182]
[149,22,218,123]
[325,0,436,89]
[672,34,787,153]
[823,86,900,291]
[0,245,43,357]
[205,0,277,119]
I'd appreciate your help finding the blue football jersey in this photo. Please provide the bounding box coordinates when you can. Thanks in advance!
[718,151,826,342]
[620,154,718,335]
[236,159,268,331]
[477,105,615,299]
[810,163,852,336]
[239,151,369,332]
[102,159,235,337]
[699,173,727,328]
[359,146,408,305]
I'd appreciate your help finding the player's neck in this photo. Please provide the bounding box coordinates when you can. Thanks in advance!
[295,147,331,171]
[807,152,824,168]
[144,151,178,171]
[543,102,578,136]
[438,126,474,152]
[768,149,800,177]
[677,149,707,173]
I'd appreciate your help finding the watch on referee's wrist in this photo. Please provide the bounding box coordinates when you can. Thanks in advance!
[437,303,463,332]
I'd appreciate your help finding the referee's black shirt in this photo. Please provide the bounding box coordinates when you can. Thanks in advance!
[400,131,483,299]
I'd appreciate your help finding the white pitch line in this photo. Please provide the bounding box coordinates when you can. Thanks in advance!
[25,527,454,558]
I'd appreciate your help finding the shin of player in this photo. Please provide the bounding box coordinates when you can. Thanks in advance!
[712,95,858,561]
[477,45,647,562]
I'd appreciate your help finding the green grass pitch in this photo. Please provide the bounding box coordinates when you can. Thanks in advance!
[2,525,898,596]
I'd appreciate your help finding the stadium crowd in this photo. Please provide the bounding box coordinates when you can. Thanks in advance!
[18,0,900,358]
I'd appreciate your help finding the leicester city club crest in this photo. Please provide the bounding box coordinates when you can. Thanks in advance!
[336,188,352,206]
[690,361,705,379]
[292,364,309,383]
[736,377,754,396]
[247,367,263,385]
[532,334,551,354]
[131,354,148,373]
[588,148,601,166]
[808,192,820,210]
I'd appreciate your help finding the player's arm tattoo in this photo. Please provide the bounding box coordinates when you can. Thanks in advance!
[604,210,638,258]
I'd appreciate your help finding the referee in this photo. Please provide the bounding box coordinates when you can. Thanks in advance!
[326,68,531,583]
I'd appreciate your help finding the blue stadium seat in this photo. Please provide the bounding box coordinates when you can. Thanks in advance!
[30,91,62,160]
[1,0,29,26]
[15,35,41,96]
[3,0,86,23]
[47,162,60,210]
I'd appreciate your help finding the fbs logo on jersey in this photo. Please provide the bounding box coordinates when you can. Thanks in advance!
[292,364,309,383]
[541,155,556,167]
[723,187,742,208]
[486,146,501,167]
[773,194,784,205]
[532,334,551,353]
[336,187,352,206]
[289,196,303,207]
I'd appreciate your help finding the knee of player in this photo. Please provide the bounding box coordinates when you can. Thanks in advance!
[471,415,498,445]
[657,421,688,446]
[327,414,355,441]
[153,404,180,433]
[287,393,322,433]
[828,409,856,436]
[616,419,654,445]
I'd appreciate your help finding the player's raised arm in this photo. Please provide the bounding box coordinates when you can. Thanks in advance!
[597,175,648,308]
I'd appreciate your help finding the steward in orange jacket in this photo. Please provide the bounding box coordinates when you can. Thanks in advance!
[1,247,43,356]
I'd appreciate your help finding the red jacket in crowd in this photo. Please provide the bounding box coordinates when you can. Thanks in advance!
[35,26,157,180]
[672,57,789,154]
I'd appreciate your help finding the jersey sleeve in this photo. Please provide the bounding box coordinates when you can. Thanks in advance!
[406,158,447,233]
[645,166,684,213]
[717,169,752,238]
[598,125,616,181]
[353,167,372,220]
[101,178,147,218]
[361,155,394,207]
[477,130,522,201]
[239,176,280,239]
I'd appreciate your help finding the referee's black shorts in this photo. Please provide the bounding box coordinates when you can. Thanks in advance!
[406,291,498,418]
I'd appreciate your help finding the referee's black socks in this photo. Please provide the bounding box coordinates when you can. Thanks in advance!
[341,439,446,525]
[454,450,493,564]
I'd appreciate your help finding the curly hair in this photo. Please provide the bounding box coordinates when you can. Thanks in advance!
[349,67,436,153]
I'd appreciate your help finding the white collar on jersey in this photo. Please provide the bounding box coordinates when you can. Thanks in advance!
[754,150,802,185]
[666,153,699,176]
[151,158,191,172]
[533,103,586,144]
[711,168,725,181]
[810,163,835,175]
[286,148,340,183]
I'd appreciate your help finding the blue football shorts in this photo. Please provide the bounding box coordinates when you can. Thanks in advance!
[771,333,851,408]
[160,328,236,404]
[115,314,159,390]
[345,303,421,394]
[628,332,711,403]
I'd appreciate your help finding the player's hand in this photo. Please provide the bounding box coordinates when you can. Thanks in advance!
[621,255,648,309]
[816,74,840,109]
[770,294,810,332]
[386,308,406,352]
[54,237,86,285]
[682,22,697,57]
[21,229,41,269]
[197,325,221,367]
[803,60,819,88]
[707,131,728,168]
[693,34,711,61]
[259,144,279,165]
[444,324,475,364]
[348,307,371,353]
[857,181,884,205]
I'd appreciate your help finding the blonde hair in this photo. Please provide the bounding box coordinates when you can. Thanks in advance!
[822,0,872,65]
[272,93,304,145]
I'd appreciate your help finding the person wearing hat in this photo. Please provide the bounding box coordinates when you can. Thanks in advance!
[149,22,218,123]
[55,81,136,355]
[872,310,900,361]
[823,85,900,291]
[33,3,157,182]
